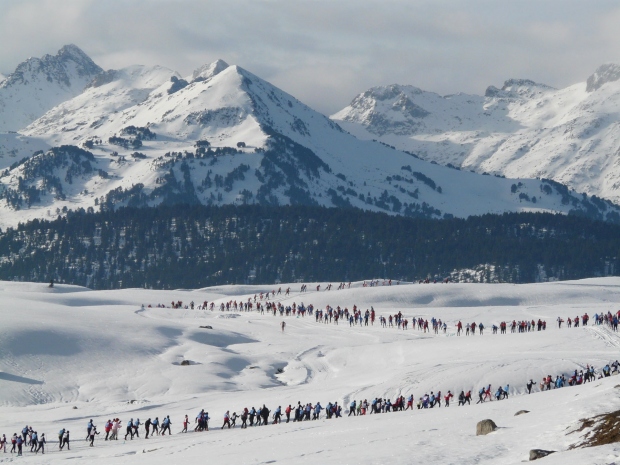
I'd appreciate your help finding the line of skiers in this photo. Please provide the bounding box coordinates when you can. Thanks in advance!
[557,311,620,331]
[4,361,618,455]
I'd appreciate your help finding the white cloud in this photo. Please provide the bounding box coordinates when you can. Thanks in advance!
[1,0,620,114]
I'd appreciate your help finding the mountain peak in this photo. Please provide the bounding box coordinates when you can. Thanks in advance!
[586,63,620,92]
[485,78,554,98]
[2,44,102,89]
[191,59,229,82]
[0,45,103,132]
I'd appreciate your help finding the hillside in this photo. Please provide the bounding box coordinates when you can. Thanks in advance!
[332,64,620,204]
[1,278,620,464]
[2,205,620,289]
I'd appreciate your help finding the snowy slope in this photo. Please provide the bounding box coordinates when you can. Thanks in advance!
[1,60,616,228]
[0,44,102,132]
[1,278,620,464]
[0,132,50,170]
[332,65,620,203]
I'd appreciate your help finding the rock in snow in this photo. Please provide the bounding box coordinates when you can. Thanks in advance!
[529,449,556,460]
[476,419,497,435]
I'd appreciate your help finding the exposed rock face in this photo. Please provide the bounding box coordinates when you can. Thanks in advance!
[476,419,497,435]
[515,410,530,416]
[529,449,556,461]
[586,63,620,92]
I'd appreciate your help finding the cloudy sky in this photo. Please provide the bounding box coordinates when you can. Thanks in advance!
[1,0,620,114]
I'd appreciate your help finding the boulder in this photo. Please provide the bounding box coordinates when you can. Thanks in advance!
[199,325,213,329]
[515,410,530,416]
[476,419,497,436]
[529,449,556,461]
[180,360,191,366]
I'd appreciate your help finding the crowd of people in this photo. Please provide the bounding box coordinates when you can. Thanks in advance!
[3,360,619,456]
[142,282,620,337]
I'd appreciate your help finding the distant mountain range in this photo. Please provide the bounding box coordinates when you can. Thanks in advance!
[0,45,618,229]
[332,64,620,204]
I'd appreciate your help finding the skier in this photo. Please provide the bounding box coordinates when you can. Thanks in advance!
[161,416,172,435]
[104,420,112,440]
[261,404,270,425]
[151,417,159,435]
[57,428,65,448]
[182,415,189,433]
[222,411,231,429]
[88,426,99,447]
[125,419,134,440]
[145,418,151,439]
[111,418,120,440]
[281,321,286,332]
[527,379,535,394]
[30,431,38,452]
[86,419,94,440]
[35,433,46,454]
[133,418,141,438]
[60,430,70,451]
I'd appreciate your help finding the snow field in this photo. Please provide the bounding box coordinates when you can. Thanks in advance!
[1,279,620,464]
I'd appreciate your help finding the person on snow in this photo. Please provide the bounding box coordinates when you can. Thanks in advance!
[527,379,535,394]
[182,415,189,433]
[285,405,292,423]
[16,435,23,456]
[349,400,357,416]
[30,431,38,452]
[222,411,231,429]
[273,407,282,424]
[261,405,270,425]
[151,417,159,435]
[104,420,112,440]
[144,418,151,438]
[317,402,326,420]
[57,428,65,448]
[111,418,121,440]
[161,416,172,435]
[444,391,454,407]
[125,418,134,440]
[86,419,94,441]
[88,426,99,447]
[60,430,70,451]
[133,418,141,438]
[35,433,46,454]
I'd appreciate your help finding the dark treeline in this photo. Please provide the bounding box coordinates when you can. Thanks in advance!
[0,205,619,289]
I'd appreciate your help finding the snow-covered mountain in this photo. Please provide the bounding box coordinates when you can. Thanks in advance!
[0,44,102,132]
[332,65,620,203]
[0,46,617,227]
